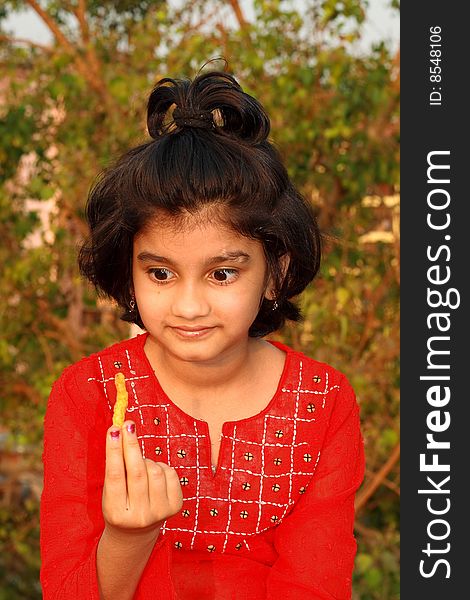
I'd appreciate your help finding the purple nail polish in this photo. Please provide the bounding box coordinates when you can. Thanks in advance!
[110,430,120,440]
[127,423,136,434]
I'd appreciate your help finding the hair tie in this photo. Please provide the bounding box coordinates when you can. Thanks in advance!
[173,107,214,130]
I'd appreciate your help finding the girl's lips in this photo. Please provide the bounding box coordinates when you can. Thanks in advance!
[171,326,215,339]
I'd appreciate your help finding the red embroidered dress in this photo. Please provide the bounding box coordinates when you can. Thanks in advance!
[40,333,364,599]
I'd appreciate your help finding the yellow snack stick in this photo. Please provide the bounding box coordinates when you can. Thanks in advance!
[113,372,128,427]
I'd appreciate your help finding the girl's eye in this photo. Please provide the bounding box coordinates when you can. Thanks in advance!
[149,268,174,282]
[212,268,239,284]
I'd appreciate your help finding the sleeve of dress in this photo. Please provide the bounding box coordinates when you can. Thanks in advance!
[265,374,365,600]
[40,369,176,600]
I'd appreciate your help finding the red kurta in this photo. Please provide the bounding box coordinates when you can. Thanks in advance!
[40,333,364,599]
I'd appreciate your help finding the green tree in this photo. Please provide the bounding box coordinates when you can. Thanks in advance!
[0,1,399,597]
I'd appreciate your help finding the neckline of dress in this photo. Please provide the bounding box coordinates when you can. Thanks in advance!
[135,332,294,428]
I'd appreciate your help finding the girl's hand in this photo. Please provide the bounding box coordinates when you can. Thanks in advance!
[102,420,183,537]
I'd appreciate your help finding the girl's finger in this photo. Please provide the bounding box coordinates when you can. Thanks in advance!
[121,421,149,506]
[103,427,127,510]
[152,462,184,515]
[145,459,170,515]
[163,466,184,514]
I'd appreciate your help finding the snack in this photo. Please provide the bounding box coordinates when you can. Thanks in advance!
[113,372,128,427]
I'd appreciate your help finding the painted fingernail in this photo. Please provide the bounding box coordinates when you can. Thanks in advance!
[126,423,136,434]
[110,430,120,440]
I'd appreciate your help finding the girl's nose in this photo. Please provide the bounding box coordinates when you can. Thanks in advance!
[170,282,210,320]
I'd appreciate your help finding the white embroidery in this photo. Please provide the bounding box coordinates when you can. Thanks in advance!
[222,424,238,552]
[191,420,202,550]
[97,357,110,410]
[88,344,339,554]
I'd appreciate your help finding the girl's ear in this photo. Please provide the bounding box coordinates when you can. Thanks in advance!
[264,253,290,300]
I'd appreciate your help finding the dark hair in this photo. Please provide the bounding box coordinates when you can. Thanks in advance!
[78,66,321,337]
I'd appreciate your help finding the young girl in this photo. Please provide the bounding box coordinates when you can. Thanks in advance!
[40,67,364,600]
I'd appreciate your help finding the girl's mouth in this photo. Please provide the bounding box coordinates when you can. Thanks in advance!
[171,326,215,339]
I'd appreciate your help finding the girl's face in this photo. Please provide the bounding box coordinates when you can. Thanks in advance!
[132,212,273,365]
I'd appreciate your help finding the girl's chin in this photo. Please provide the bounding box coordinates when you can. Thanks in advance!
[146,327,250,364]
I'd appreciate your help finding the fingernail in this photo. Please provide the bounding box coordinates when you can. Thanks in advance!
[110,430,120,440]
[126,423,136,434]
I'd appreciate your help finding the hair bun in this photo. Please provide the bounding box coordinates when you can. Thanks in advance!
[172,106,214,130]
[147,70,270,144]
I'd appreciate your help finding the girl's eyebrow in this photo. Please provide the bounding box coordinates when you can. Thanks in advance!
[136,251,251,266]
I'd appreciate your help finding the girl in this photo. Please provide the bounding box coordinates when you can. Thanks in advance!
[40,66,364,600]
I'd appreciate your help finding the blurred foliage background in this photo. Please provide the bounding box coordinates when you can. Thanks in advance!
[0,0,399,598]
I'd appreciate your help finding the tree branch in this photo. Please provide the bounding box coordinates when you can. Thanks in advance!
[352,266,395,363]
[74,0,90,44]
[11,381,42,405]
[365,468,400,495]
[355,443,400,512]
[71,0,102,79]
[37,299,85,362]
[31,322,55,373]
[0,33,52,52]
[24,0,113,109]
[227,0,247,29]
[24,0,78,56]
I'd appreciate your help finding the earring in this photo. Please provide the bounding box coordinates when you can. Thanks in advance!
[129,297,136,311]
[272,300,279,311]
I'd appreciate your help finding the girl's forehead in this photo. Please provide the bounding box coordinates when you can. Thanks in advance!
[134,211,261,257]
